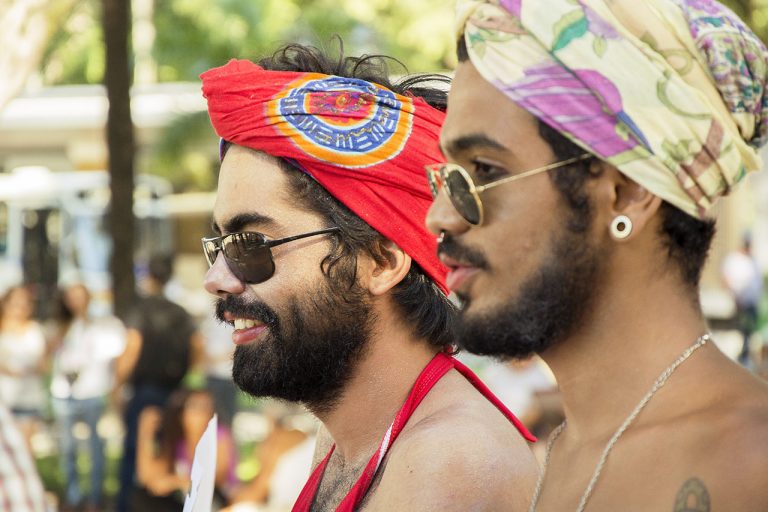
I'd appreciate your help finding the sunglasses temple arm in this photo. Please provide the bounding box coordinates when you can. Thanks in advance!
[266,227,341,248]
[474,154,591,193]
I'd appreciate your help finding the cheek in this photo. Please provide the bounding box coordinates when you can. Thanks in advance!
[474,194,563,296]
[247,243,329,298]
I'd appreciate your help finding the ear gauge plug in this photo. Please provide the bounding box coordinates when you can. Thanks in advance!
[610,215,632,240]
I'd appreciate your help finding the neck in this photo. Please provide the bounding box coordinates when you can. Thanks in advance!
[540,271,708,443]
[311,306,438,464]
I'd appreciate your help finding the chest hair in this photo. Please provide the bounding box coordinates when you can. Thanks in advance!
[310,453,368,512]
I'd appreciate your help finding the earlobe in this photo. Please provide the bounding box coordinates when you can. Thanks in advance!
[367,241,412,296]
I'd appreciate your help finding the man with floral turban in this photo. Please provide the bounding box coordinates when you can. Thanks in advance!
[201,43,537,511]
[426,0,768,509]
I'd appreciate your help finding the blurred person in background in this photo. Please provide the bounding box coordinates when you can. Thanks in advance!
[114,255,203,512]
[133,387,236,511]
[201,42,537,511]
[200,315,238,428]
[426,0,768,509]
[0,285,48,451]
[0,401,47,512]
[50,282,127,512]
[722,233,764,367]
[224,412,315,512]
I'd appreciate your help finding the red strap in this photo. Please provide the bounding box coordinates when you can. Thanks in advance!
[291,353,535,512]
[292,445,334,512]
[450,357,537,443]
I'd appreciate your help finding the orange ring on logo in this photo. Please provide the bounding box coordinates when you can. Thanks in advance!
[266,74,415,169]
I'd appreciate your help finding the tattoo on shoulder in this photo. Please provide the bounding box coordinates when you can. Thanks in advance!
[673,477,711,512]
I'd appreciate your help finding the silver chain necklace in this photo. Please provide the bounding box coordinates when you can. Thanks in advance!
[529,333,711,512]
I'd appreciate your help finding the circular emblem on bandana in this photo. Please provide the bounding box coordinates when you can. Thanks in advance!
[267,74,414,168]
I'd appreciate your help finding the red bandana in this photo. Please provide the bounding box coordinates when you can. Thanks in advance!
[201,59,448,293]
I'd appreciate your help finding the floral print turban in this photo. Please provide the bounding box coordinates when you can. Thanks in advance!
[457,0,768,218]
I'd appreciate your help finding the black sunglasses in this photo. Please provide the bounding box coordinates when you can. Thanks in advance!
[202,227,340,284]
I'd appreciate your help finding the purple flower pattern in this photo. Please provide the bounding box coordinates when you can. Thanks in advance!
[494,64,648,158]
[577,0,619,39]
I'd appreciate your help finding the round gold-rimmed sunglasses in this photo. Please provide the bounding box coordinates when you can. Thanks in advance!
[425,154,591,225]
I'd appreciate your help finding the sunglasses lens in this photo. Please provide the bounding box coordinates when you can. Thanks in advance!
[222,233,275,284]
[202,240,218,267]
[445,169,482,225]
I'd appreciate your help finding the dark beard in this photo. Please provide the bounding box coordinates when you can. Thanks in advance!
[217,279,374,413]
[446,227,602,359]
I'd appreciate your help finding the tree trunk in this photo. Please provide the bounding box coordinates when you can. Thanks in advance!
[103,0,135,320]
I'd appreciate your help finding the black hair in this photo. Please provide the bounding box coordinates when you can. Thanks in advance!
[258,40,450,111]
[158,388,213,465]
[255,41,457,348]
[538,110,716,290]
[458,36,715,289]
[148,254,174,286]
[54,283,89,327]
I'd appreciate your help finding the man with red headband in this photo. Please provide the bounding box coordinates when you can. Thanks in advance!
[427,0,768,510]
[200,44,538,511]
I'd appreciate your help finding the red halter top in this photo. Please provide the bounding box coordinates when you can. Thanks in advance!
[291,352,537,512]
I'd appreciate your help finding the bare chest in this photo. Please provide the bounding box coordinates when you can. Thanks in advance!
[536,467,712,512]
[533,430,754,512]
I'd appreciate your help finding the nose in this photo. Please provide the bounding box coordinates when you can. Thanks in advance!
[426,188,472,238]
[204,252,246,297]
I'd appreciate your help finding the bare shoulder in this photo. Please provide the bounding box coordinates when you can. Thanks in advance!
[365,370,539,511]
[681,369,768,509]
[704,367,768,455]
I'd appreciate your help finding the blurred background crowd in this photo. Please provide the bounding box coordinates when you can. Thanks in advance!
[1,0,767,510]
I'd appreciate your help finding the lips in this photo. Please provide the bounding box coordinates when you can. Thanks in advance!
[231,323,267,346]
[440,255,480,292]
[222,311,268,346]
[445,266,480,292]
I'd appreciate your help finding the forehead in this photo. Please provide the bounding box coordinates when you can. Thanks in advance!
[213,145,315,232]
[442,61,551,163]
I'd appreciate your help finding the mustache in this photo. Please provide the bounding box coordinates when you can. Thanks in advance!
[437,234,488,269]
[215,295,280,328]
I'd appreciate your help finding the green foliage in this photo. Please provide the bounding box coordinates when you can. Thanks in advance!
[721,0,768,43]
[150,0,455,79]
[144,110,219,192]
[41,0,104,85]
[38,0,768,86]
[41,0,455,86]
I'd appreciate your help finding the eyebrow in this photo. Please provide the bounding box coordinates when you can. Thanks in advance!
[442,133,508,158]
[211,212,279,235]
